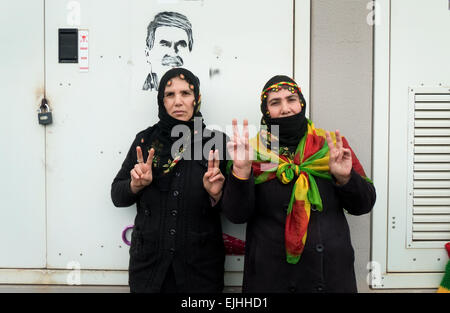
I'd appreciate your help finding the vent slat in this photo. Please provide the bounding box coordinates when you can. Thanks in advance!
[414,163,450,170]
[415,102,450,110]
[414,206,450,214]
[415,111,450,119]
[415,120,450,128]
[415,128,450,136]
[413,215,450,223]
[412,232,450,240]
[414,137,450,145]
[414,154,450,162]
[414,146,450,154]
[414,198,450,205]
[414,189,450,197]
[415,94,450,102]
[414,180,450,188]
[414,172,450,180]
[413,223,450,231]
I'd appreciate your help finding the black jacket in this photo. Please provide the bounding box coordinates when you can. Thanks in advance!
[111,126,228,293]
[222,164,376,293]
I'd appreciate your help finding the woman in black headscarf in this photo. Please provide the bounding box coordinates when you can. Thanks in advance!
[111,68,228,293]
[222,75,376,292]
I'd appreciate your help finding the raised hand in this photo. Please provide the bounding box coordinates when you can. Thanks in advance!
[226,119,252,179]
[325,130,352,185]
[130,146,155,194]
[203,149,225,201]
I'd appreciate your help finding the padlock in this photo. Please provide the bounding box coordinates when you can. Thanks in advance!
[38,98,53,125]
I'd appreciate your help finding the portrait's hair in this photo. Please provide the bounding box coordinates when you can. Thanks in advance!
[146,12,193,51]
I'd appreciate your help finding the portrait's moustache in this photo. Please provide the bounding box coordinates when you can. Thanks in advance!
[161,55,183,67]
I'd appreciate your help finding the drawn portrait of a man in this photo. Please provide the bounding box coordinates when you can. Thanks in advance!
[143,11,194,91]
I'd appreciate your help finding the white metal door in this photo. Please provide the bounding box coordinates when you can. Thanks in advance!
[0,0,47,268]
[44,0,294,272]
[386,0,450,272]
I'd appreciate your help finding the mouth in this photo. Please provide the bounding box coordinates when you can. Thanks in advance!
[173,110,186,115]
[162,55,183,67]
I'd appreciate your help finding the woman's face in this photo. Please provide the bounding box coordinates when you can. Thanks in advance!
[266,88,302,118]
[163,76,195,121]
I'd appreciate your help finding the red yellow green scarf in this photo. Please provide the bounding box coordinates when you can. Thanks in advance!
[249,120,369,264]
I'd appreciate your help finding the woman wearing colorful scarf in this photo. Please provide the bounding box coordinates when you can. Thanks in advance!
[222,75,376,292]
[111,68,227,293]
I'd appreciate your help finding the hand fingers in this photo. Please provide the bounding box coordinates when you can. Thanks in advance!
[204,171,212,179]
[136,146,144,163]
[227,141,237,160]
[207,150,214,171]
[342,147,352,159]
[243,119,249,140]
[209,173,225,184]
[243,119,250,151]
[130,169,140,181]
[205,167,222,182]
[232,118,239,142]
[335,130,343,150]
[213,149,220,169]
[140,174,152,184]
[134,164,144,177]
[146,148,155,166]
[208,167,224,182]
[325,131,334,151]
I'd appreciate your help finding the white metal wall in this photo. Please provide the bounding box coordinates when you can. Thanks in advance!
[372,0,450,288]
[0,0,46,268]
[0,0,313,286]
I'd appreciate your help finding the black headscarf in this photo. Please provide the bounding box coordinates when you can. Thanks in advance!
[260,75,308,149]
[144,67,205,178]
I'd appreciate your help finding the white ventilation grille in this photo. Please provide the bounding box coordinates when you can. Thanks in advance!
[408,88,450,245]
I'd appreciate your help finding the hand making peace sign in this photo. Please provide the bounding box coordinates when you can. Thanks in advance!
[226,119,252,179]
[203,149,225,202]
[325,130,352,185]
[130,146,155,194]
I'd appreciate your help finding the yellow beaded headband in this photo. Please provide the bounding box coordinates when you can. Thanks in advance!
[261,82,303,105]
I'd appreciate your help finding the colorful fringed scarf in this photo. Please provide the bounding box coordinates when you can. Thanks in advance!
[437,242,450,293]
[249,119,371,264]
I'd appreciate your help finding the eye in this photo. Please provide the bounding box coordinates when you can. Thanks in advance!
[269,100,280,106]
[288,95,300,102]
[165,92,174,97]
[182,90,193,96]
[175,40,187,48]
[159,40,171,48]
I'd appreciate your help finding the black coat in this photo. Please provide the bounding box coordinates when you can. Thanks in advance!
[111,126,228,293]
[221,164,376,293]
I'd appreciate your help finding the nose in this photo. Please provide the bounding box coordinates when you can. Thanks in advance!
[174,93,183,106]
[280,100,291,115]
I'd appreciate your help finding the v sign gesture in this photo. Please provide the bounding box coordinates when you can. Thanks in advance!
[325,130,352,185]
[226,119,252,179]
[203,149,225,202]
[130,146,155,194]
